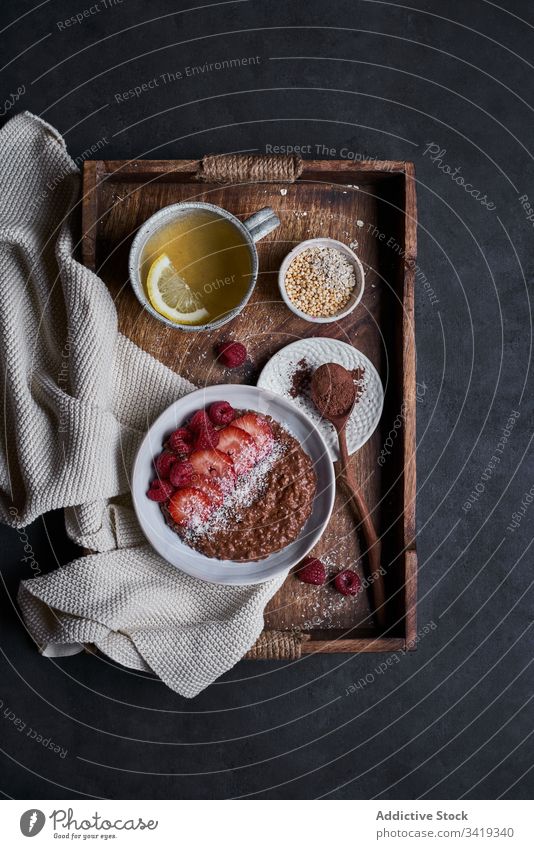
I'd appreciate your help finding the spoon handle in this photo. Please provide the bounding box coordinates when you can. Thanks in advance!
[337,427,387,628]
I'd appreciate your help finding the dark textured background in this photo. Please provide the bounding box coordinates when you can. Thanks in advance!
[1,0,533,800]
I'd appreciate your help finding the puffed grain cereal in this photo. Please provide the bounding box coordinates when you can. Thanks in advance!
[284,246,357,317]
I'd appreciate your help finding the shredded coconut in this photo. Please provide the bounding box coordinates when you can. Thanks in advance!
[183,440,285,541]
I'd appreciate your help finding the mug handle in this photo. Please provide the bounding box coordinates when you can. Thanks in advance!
[243,207,280,242]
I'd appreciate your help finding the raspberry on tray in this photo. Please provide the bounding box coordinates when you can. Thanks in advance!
[216,341,247,368]
[297,557,326,585]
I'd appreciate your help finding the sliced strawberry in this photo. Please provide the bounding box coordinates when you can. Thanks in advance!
[154,450,176,480]
[168,487,213,527]
[189,449,236,487]
[190,473,224,508]
[216,425,258,475]
[233,413,274,459]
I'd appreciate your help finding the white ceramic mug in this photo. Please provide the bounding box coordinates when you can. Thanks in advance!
[128,201,280,331]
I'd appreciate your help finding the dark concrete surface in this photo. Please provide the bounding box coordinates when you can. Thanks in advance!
[1,0,533,800]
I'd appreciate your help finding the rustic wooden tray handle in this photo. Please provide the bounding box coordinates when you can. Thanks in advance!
[198,153,303,184]
[337,428,387,629]
[245,629,308,659]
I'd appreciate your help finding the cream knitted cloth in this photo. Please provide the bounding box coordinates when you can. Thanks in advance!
[0,112,284,698]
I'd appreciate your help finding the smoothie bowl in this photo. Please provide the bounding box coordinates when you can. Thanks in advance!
[132,385,335,585]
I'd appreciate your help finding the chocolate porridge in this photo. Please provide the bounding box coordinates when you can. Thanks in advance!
[162,419,316,562]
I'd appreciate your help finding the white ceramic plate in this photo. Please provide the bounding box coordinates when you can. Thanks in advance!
[257,338,384,460]
[132,384,335,585]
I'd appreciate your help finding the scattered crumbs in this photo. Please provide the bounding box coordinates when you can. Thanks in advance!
[289,357,312,399]
[280,188,288,196]
[351,366,366,405]
[349,240,358,251]
[356,219,364,228]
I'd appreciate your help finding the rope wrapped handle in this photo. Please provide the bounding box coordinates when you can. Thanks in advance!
[245,629,307,660]
[198,153,303,184]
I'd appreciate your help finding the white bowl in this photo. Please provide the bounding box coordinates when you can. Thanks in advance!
[131,384,335,585]
[278,237,365,323]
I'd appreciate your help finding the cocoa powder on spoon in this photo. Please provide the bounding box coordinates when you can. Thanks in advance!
[311,362,356,418]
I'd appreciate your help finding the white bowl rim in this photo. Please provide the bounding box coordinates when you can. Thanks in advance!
[278,237,365,324]
[131,384,336,585]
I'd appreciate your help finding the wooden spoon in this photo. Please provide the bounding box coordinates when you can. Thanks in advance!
[311,362,387,628]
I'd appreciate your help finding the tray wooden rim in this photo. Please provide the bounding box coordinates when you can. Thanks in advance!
[82,157,418,655]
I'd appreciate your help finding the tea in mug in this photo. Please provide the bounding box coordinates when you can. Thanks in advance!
[141,210,253,326]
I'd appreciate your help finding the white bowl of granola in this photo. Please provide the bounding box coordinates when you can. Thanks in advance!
[278,238,365,323]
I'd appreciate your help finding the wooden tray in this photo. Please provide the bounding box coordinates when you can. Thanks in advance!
[81,157,417,656]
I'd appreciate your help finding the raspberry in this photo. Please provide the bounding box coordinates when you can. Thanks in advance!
[189,410,211,432]
[154,450,176,479]
[168,427,194,454]
[169,460,194,488]
[194,426,220,451]
[170,438,191,456]
[146,479,175,502]
[208,400,235,426]
[297,557,326,585]
[334,569,362,596]
[217,341,247,369]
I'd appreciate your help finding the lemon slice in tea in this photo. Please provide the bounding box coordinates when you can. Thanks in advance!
[146,253,209,325]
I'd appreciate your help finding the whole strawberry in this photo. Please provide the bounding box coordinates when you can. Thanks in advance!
[334,569,361,596]
[297,557,326,585]
[217,341,247,369]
